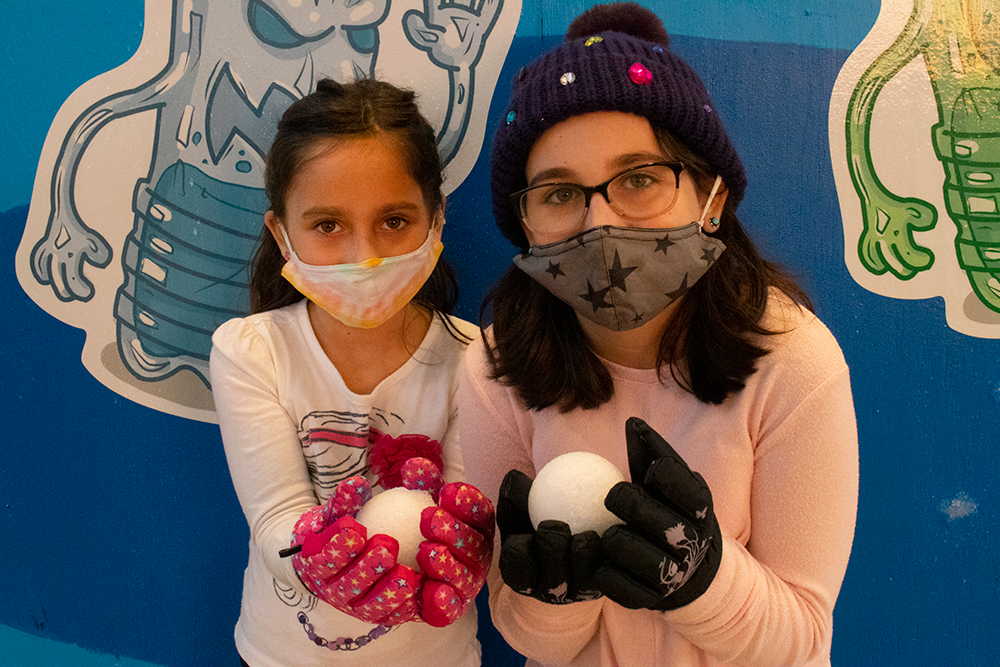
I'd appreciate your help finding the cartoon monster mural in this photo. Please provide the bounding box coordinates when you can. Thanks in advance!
[15,0,517,420]
[832,0,1000,338]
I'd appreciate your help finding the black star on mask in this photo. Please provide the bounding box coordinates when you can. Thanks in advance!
[607,251,638,291]
[545,261,565,279]
[654,235,676,255]
[701,247,719,263]
[665,274,690,301]
[580,280,613,312]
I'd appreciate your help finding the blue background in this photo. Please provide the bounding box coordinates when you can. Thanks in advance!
[3,1,998,665]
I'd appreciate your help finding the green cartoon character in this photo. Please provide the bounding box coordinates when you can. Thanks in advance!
[845,0,1000,312]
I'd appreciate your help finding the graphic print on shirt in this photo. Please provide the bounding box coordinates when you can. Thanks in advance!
[275,405,415,649]
[14,0,518,422]
[297,409,377,500]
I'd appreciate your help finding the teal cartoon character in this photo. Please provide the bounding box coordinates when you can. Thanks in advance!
[834,0,1000,337]
[16,0,514,419]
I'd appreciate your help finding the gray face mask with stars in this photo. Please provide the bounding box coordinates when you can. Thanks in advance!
[514,222,726,332]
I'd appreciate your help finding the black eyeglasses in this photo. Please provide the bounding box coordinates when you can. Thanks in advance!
[510,162,685,237]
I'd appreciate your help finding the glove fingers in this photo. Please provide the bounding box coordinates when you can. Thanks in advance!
[328,476,373,521]
[439,482,497,538]
[400,457,445,499]
[534,520,573,603]
[497,469,534,540]
[498,533,536,594]
[420,579,470,627]
[417,541,484,601]
[645,458,714,523]
[421,506,491,569]
[298,515,367,563]
[569,530,604,599]
[349,564,420,625]
[389,592,420,625]
[601,524,676,590]
[325,534,399,606]
[291,505,329,548]
[625,417,676,484]
[605,481,697,547]
[593,562,662,610]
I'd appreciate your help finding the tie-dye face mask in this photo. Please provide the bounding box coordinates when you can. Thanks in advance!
[514,222,725,332]
[279,218,443,329]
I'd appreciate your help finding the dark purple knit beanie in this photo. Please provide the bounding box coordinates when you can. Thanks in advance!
[490,2,746,249]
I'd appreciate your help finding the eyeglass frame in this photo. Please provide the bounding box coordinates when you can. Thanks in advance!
[509,161,686,233]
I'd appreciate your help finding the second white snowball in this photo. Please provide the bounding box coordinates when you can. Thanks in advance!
[528,451,625,535]
[355,487,436,571]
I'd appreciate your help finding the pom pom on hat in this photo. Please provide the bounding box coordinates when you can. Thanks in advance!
[490,2,745,250]
[566,1,669,47]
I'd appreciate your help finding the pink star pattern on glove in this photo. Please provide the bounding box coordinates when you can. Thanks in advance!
[290,457,495,630]
[400,457,445,501]
[415,482,495,627]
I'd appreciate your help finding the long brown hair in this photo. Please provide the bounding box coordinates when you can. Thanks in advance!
[482,126,811,410]
[250,78,464,335]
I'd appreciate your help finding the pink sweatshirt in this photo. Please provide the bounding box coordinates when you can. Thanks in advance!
[459,297,858,667]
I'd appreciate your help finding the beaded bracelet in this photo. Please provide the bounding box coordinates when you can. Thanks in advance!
[297,612,393,651]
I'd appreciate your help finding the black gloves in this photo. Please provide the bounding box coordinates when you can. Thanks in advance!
[496,468,604,604]
[595,417,723,611]
[497,418,721,610]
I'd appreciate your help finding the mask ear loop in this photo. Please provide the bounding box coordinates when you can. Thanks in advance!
[697,175,724,231]
[277,224,296,261]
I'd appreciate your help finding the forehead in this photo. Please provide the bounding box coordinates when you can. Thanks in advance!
[287,135,423,203]
[525,112,663,179]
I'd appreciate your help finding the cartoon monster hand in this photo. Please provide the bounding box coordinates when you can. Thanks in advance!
[30,211,112,302]
[397,458,496,627]
[595,418,723,611]
[857,193,937,279]
[495,469,604,605]
[290,477,421,626]
[403,0,503,70]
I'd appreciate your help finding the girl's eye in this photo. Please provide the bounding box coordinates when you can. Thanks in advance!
[317,220,341,234]
[541,185,583,207]
[621,172,658,190]
[382,216,408,231]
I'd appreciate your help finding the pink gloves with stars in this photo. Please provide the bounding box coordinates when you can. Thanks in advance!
[289,457,495,628]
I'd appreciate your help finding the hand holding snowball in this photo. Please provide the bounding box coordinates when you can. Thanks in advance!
[595,417,723,611]
[291,476,422,626]
[497,451,625,605]
[289,456,494,627]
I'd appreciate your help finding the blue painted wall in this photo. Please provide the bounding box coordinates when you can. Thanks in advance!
[3,1,998,666]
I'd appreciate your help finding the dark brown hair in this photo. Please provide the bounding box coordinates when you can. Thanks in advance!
[482,126,811,410]
[250,78,465,335]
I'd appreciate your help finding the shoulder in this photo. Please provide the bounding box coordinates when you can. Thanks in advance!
[211,302,306,364]
[461,325,493,378]
[754,288,849,388]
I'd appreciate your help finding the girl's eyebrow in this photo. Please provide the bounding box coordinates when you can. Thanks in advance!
[613,151,668,169]
[528,152,668,187]
[299,202,422,219]
[528,167,576,187]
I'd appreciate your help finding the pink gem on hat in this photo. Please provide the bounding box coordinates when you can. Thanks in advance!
[628,62,652,85]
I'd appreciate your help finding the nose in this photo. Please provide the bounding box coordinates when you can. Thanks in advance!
[582,189,620,230]
[349,230,381,263]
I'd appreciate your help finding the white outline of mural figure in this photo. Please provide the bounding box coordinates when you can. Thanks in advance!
[17,0,514,420]
[834,0,1000,337]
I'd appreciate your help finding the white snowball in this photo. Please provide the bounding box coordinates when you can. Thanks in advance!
[355,487,436,571]
[528,451,626,535]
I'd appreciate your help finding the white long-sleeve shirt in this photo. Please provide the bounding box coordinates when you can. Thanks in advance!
[459,295,858,667]
[211,300,481,667]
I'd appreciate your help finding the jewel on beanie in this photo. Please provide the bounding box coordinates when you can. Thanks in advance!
[565,1,669,46]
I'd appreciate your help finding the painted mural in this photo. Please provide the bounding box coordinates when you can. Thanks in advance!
[831,0,1000,338]
[14,0,518,422]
